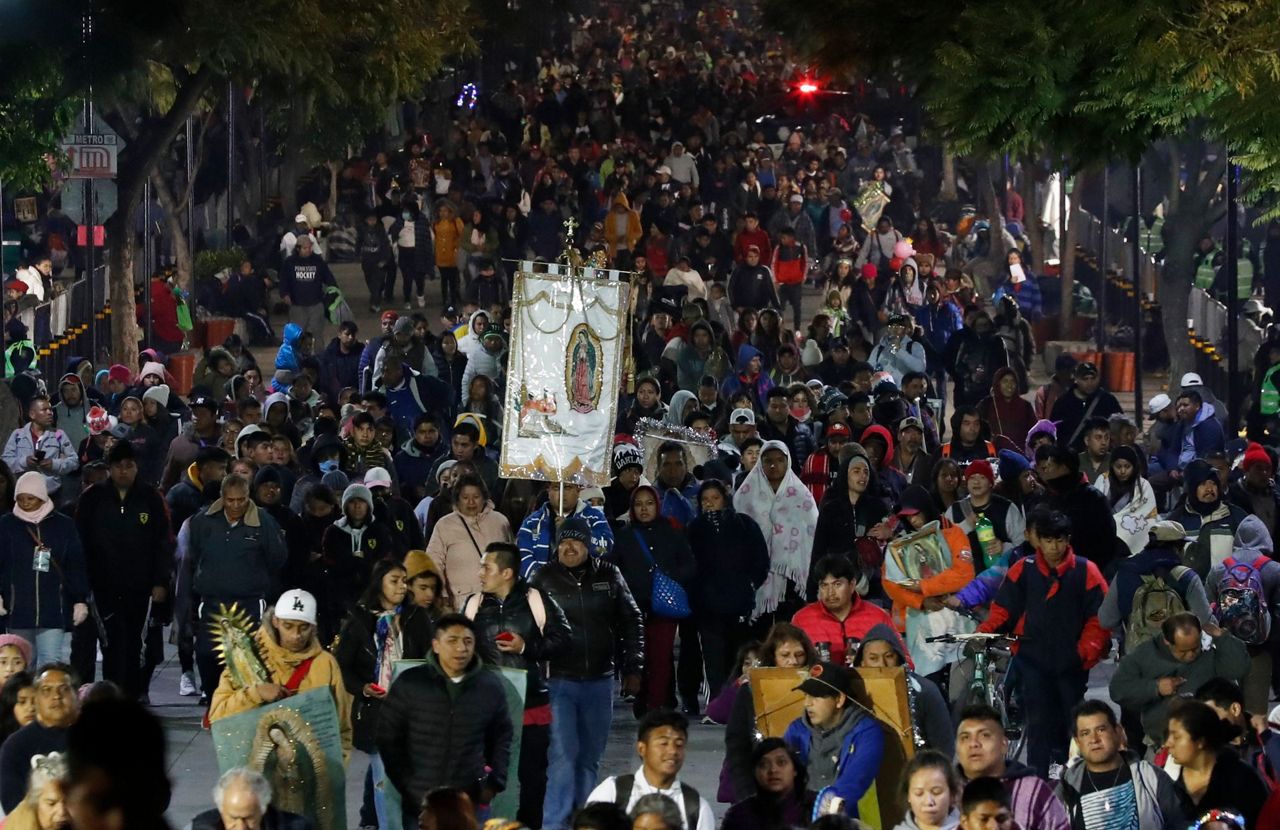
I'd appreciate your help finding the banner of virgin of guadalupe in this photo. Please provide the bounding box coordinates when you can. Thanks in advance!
[501,264,629,485]
[212,688,347,830]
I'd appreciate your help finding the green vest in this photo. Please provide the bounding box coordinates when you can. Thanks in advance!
[1195,249,1220,290]
[4,339,35,377]
[1141,217,1164,255]
[1262,363,1280,416]
[1237,258,1255,299]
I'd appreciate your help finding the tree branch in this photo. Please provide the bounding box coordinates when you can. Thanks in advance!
[99,110,138,144]
[120,62,218,198]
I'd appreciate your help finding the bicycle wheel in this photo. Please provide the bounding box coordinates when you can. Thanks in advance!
[992,685,1027,762]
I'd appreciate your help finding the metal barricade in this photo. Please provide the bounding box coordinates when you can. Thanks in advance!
[28,266,110,380]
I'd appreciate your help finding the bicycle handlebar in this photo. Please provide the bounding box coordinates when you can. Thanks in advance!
[924,632,1019,644]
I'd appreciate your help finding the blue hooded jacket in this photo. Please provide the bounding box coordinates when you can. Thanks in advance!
[275,323,303,374]
[1176,401,1225,468]
[720,343,774,408]
[517,501,614,578]
[783,700,884,818]
[992,269,1043,320]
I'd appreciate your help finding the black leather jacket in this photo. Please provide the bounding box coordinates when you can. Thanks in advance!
[468,580,572,707]
[531,557,644,680]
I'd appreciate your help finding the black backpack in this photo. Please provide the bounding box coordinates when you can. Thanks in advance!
[614,774,700,830]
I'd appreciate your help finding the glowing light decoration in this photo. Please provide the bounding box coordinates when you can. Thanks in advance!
[455,83,478,110]
[797,81,818,94]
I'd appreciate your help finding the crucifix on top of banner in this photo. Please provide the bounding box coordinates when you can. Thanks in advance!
[499,218,633,492]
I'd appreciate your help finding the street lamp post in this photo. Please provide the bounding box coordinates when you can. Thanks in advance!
[1131,163,1143,426]
[1226,156,1239,432]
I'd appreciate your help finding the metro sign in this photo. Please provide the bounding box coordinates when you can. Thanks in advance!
[59,134,119,178]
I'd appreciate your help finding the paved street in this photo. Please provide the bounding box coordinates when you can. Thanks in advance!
[156,260,1136,827]
[154,638,1121,827]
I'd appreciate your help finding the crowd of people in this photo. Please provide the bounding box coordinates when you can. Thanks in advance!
[7,2,1280,830]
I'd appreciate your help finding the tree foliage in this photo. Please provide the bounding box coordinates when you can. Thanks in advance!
[763,0,1280,192]
[0,58,75,191]
[763,0,1280,388]
[269,0,473,163]
[1,0,472,367]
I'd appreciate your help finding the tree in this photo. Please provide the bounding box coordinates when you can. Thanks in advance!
[762,0,1280,389]
[0,53,76,192]
[1,0,470,369]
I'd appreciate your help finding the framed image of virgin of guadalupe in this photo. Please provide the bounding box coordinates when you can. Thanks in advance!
[634,418,717,486]
[748,667,808,738]
[884,521,949,586]
[849,667,913,830]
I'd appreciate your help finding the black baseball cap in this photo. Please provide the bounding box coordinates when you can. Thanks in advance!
[1074,361,1099,378]
[793,663,854,698]
[189,394,219,413]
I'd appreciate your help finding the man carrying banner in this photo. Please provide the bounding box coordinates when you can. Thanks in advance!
[208,589,352,760]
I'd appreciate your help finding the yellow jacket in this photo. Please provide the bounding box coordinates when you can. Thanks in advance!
[209,609,354,760]
[604,194,643,258]
[435,216,465,268]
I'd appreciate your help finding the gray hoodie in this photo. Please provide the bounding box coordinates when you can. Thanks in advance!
[892,810,959,830]
[1056,751,1187,830]
[856,622,955,757]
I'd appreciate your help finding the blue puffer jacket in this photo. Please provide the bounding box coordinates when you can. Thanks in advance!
[991,271,1043,320]
[913,301,963,365]
[274,322,303,386]
[0,511,89,630]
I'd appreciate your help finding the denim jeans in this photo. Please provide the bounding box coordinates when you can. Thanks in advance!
[543,677,615,830]
[370,751,397,830]
[9,628,67,669]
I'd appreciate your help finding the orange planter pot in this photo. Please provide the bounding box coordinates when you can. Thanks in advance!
[169,353,195,396]
[1104,351,1135,392]
[204,319,236,349]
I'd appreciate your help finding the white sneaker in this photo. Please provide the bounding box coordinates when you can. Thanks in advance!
[416,293,426,308]
[179,671,199,697]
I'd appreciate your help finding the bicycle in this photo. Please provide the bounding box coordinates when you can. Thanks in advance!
[925,631,1026,762]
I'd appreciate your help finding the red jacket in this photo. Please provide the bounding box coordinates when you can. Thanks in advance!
[138,279,183,343]
[734,227,772,263]
[791,598,906,667]
[771,243,808,286]
[977,547,1109,671]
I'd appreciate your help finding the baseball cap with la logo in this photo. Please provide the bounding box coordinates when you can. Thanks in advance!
[275,589,317,625]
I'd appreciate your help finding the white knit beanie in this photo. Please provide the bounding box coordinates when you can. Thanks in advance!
[14,471,48,503]
[142,384,170,408]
